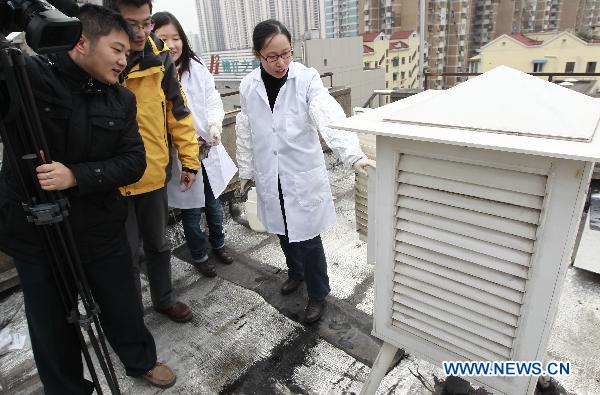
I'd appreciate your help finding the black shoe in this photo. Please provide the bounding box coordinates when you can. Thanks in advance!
[193,256,216,277]
[213,246,234,264]
[281,277,304,295]
[304,299,326,324]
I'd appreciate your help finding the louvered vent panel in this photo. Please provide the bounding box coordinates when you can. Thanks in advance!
[391,154,547,362]
[355,132,376,241]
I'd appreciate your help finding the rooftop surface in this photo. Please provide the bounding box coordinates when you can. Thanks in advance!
[1,152,600,394]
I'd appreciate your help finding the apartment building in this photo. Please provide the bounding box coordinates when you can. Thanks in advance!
[362,0,416,34]
[359,0,600,89]
[324,0,361,38]
[470,30,600,92]
[362,30,420,91]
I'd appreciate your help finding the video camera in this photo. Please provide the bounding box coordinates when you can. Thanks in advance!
[0,0,81,53]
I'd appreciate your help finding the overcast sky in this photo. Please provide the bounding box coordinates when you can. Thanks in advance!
[152,0,199,33]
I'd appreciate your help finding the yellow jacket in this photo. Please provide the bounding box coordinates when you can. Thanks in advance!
[120,34,199,196]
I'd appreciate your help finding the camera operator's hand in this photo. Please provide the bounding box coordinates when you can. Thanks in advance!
[36,161,77,191]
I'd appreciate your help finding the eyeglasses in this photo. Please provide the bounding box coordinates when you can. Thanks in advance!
[127,20,155,33]
[259,49,293,63]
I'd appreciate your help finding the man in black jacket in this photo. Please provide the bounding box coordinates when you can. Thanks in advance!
[0,5,176,393]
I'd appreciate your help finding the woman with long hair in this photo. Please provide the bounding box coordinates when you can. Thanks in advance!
[153,12,234,276]
[236,19,375,324]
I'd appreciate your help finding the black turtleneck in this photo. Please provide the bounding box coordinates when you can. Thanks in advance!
[260,64,288,112]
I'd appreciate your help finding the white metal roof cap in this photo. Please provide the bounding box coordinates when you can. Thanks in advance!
[383,66,600,142]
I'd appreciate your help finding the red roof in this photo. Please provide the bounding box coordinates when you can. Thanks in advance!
[390,31,413,40]
[363,45,374,54]
[389,41,408,50]
[510,33,543,46]
[362,32,381,42]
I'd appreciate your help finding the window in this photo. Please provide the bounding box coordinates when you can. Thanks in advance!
[469,61,479,73]
[324,58,328,67]
[392,57,399,67]
[364,61,370,68]
[587,61,597,73]
[533,62,544,72]
[402,57,405,64]
[565,62,575,73]
[386,81,389,88]
[393,72,398,81]
[386,65,389,72]
[401,71,405,79]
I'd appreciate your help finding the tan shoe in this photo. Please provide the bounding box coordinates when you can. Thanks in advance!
[142,362,176,389]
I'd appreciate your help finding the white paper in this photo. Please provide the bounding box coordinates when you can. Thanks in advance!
[202,144,238,198]
[0,327,26,355]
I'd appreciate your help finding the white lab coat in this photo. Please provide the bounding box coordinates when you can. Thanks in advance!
[167,59,225,209]
[235,61,365,242]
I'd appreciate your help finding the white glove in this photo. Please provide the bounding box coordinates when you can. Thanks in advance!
[352,157,376,176]
[208,124,222,146]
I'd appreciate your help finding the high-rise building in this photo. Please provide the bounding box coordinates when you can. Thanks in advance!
[572,0,600,33]
[188,32,204,54]
[324,0,360,38]
[363,0,406,35]
[196,0,322,52]
[510,0,561,33]
[270,0,322,40]
[306,0,324,32]
[218,0,270,50]
[196,0,227,52]
[425,0,475,88]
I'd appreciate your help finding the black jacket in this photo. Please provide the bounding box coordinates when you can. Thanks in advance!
[0,52,146,264]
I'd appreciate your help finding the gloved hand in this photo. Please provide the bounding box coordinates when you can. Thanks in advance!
[352,157,376,176]
[239,178,252,197]
[180,170,197,192]
[208,124,222,146]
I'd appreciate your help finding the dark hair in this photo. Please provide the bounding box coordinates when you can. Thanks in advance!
[77,4,134,44]
[252,19,291,54]
[152,11,201,76]
[107,0,153,13]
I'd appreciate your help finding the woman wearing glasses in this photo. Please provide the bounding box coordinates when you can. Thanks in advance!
[236,20,374,324]
[152,12,235,277]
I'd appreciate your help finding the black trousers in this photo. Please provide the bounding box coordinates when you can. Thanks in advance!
[125,187,175,310]
[277,180,330,301]
[14,237,157,395]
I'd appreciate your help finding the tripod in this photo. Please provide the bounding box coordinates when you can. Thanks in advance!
[0,35,121,394]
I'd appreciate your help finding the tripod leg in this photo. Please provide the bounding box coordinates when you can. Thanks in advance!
[1,37,121,394]
[77,322,104,395]
[39,229,105,395]
[53,224,121,394]
[61,223,121,393]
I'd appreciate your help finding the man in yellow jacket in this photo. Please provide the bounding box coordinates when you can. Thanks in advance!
[110,0,200,323]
